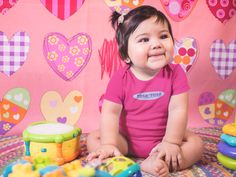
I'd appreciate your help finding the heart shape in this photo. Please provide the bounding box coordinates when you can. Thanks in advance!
[0,31,30,76]
[198,89,236,126]
[206,0,236,23]
[57,116,67,123]
[40,0,85,20]
[0,88,30,135]
[0,0,18,15]
[160,0,198,21]
[172,37,198,72]
[43,32,92,81]
[40,90,83,125]
[210,40,236,79]
[103,0,144,13]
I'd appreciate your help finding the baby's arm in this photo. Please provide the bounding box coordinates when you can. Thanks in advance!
[150,92,188,170]
[164,92,188,145]
[87,100,123,160]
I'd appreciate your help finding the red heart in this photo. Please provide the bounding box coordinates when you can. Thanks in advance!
[0,0,18,15]
[206,0,236,23]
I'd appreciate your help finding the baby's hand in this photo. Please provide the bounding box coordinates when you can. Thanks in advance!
[86,144,122,161]
[149,141,182,171]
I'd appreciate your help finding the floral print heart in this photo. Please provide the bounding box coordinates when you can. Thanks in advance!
[43,32,92,81]
[198,89,236,126]
[172,37,198,72]
[160,0,198,21]
[103,0,144,14]
[0,88,30,135]
[0,31,30,76]
[40,90,83,125]
[40,0,85,20]
[0,0,18,15]
[210,40,236,79]
[206,0,236,23]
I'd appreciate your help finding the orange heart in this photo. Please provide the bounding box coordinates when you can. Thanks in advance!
[74,96,82,103]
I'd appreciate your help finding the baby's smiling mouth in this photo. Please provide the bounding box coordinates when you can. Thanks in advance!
[148,52,165,60]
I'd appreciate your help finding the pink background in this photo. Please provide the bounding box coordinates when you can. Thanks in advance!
[0,0,236,135]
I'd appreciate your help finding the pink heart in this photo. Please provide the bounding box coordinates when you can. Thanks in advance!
[40,0,85,20]
[43,32,92,81]
[172,37,198,72]
[160,0,198,21]
[0,31,30,76]
[0,0,18,15]
[206,0,236,23]
[210,40,236,79]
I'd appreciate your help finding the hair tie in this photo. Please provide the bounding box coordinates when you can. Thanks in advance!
[118,11,128,25]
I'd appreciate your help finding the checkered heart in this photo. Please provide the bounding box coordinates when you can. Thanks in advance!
[210,40,236,79]
[0,31,30,76]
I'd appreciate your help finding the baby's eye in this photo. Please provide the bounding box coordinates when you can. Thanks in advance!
[139,38,149,42]
[160,34,169,39]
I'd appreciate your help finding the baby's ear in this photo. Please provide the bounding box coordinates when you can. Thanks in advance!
[124,58,131,64]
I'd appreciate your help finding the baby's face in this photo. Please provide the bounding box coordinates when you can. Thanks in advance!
[127,16,174,75]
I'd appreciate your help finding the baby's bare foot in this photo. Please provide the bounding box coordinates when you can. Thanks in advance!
[141,154,169,177]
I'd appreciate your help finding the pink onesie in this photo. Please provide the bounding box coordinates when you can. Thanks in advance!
[104,63,189,158]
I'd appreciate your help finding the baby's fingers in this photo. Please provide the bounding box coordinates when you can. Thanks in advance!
[86,151,99,161]
[177,153,183,166]
[156,151,166,160]
[149,146,159,155]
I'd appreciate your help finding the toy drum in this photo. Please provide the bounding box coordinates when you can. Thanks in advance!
[23,121,82,165]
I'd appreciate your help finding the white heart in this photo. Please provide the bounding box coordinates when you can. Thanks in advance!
[13,114,20,120]
[14,93,23,102]
[70,106,78,114]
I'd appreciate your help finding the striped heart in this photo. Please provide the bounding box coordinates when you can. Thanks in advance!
[0,31,30,76]
[40,0,85,20]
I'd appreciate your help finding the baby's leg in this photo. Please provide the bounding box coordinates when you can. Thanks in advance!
[178,130,204,170]
[141,152,169,177]
[86,130,128,155]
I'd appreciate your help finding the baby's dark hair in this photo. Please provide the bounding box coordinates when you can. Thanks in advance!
[110,5,173,61]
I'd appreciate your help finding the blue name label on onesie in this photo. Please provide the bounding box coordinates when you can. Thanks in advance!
[133,91,164,100]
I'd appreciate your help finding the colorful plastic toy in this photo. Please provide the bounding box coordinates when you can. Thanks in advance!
[217,117,236,170]
[99,156,142,177]
[3,157,142,177]
[3,159,113,177]
[23,121,82,165]
[221,133,236,146]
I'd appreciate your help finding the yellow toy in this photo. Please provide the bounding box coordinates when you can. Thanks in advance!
[23,121,81,165]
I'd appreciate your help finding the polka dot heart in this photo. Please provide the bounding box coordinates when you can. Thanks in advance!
[160,0,198,21]
[172,37,198,72]
[206,0,236,23]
